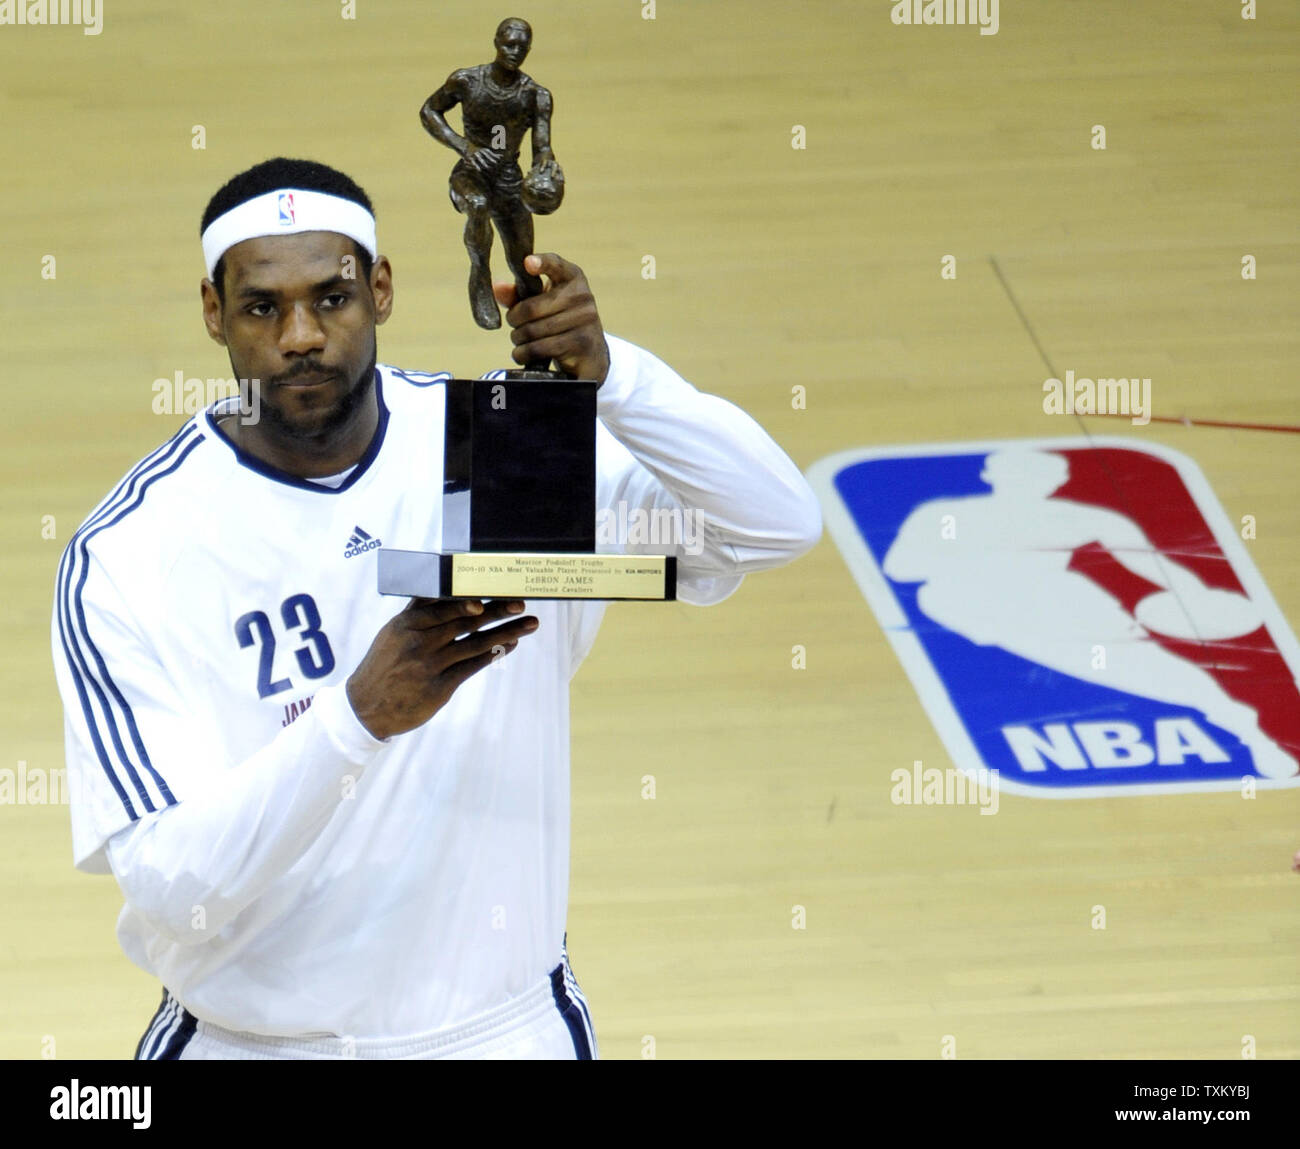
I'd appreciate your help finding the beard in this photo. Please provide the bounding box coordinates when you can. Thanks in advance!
[234,345,377,450]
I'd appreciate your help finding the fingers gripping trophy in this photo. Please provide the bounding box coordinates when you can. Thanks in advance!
[420,16,565,350]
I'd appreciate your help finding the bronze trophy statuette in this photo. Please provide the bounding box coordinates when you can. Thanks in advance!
[376,18,676,602]
[418,16,563,339]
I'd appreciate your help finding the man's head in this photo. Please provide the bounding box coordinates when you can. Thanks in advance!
[199,157,393,447]
[494,18,531,72]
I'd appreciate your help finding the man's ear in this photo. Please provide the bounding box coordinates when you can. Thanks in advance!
[370,256,394,326]
[200,278,228,346]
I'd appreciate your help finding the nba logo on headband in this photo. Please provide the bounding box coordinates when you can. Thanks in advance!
[277,192,295,226]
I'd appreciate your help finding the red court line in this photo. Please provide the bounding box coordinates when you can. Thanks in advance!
[1087,412,1300,434]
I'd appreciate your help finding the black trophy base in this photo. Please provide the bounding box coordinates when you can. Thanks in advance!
[441,374,596,554]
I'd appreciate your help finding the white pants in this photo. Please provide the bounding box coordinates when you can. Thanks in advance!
[136,957,598,1060]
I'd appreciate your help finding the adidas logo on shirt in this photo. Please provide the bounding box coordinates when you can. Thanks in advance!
[343,526,382,558]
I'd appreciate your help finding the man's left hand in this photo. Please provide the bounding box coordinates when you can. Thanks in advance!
[493,253,611,383]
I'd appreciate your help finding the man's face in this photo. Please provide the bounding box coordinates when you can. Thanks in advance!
[201,231,392,442]
[494,25,531,72]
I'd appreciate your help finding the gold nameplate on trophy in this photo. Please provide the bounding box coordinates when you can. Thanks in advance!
[379,549,676,601]
[453,553,674,599]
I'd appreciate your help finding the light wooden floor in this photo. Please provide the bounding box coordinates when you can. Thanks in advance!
[1,0,1296,1059]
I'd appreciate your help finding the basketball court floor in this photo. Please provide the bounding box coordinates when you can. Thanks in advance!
[1,1,1295,1059]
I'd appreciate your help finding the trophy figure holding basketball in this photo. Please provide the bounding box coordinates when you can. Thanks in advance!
[419,16,564,349]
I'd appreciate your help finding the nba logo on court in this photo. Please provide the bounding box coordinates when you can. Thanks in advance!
[807,438,1300,796]
[277,191,295,225]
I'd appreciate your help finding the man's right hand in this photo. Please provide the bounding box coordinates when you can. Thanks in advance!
[346,598,538,741]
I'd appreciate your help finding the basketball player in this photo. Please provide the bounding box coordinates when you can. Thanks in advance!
[50,157,822,1059]
[420,17,557,329]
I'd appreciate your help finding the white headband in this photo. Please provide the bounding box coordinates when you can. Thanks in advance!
[201,188,378,278]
